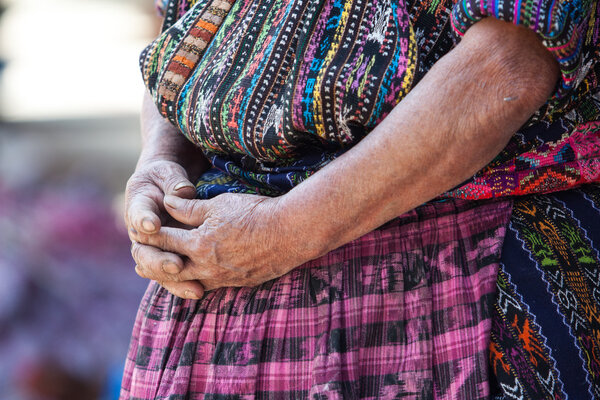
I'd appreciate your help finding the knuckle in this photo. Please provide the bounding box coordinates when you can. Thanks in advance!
[128,186,155,203]
[148,162,175,183]
[127,229,138,243]
[126,172,142,186]
[182,202,197,221]
[189,234,206,256]
[126,176,149,199]
[127,169,158,194]
[187,229,199,245]
[203,239,221,266]
[134,264,146,278]
[130,242,140,260]
[125,175,138,193]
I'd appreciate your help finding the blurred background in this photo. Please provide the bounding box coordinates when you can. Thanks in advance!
[0,0,159,398]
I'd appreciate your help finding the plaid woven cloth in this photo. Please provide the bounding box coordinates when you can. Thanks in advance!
[120,198,512,399]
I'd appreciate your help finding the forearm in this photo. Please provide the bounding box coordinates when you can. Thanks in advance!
[138,91,210,177]
[279,18,559,258]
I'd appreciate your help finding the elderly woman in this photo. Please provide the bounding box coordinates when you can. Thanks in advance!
[122,0,600,397]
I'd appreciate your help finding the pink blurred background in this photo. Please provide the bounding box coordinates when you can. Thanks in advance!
[0,0,160,398]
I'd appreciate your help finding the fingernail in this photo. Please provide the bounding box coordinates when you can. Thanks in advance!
[174,181,194,191]
[185,290,200,300]
[162,261,180,274]
[142,218,156,232]
[164,195,181,209]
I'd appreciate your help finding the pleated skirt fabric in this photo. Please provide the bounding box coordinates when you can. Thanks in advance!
[120,184,600,399]
[120,197,512,399]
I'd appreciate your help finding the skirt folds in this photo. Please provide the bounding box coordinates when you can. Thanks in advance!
[120,198,512,399]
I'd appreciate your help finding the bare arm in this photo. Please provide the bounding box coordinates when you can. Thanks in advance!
[132,18,559,298]
[137,92,209,172]
[279,17,559,259]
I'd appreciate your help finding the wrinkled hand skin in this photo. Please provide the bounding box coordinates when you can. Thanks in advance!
[130,193,312,299]
[124,158,196,235]
[125,158,207,299]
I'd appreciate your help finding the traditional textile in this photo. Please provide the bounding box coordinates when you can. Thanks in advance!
[140,0,600,198]
[490,184,600,400]
[121,198,511,399]
[122,0,600,397]
[451,0,599,103]
[444,120,600,199]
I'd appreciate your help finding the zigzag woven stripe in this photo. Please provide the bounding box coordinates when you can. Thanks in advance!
[491,266,567,399]
[445,121,600,199]
[156,0,234,115]
[508,194,600,398]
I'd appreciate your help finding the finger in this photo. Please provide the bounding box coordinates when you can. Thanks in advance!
[128,213,189,243]
[164,195,209,226]
[150,165,196,199]
[158,280,205,300]
[137,226,194,256]
[128,227,138,243]
[131,241,185,280]
[198,279,223,292]
[127,194,162,234]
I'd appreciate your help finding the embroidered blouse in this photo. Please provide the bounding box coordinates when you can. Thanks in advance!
[141,0,600,198]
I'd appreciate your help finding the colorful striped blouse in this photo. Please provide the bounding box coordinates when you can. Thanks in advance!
[141,0,600,199]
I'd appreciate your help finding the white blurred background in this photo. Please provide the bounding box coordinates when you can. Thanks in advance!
[0,0,159,398]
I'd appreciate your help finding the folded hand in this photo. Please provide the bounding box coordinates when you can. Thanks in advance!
[125,159,198,231]
[130,193,311,299]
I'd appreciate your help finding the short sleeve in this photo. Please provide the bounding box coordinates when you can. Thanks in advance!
[450,0,599,102]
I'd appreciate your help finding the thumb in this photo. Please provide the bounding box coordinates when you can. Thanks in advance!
[151,164,196,199]
[161,176,196,199]
[163,195,208,226]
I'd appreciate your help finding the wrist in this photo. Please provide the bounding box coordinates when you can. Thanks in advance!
[136,135,209,178]
[135,149,178,174]
[274,190,339,262]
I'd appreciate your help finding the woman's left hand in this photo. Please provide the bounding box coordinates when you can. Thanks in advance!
[130,193,319,299]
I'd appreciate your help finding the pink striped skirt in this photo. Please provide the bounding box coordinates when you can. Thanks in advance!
[120,198,512,399]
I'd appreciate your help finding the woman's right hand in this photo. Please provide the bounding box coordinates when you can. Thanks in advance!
[126,157,211,298]
[124,157,197,236]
